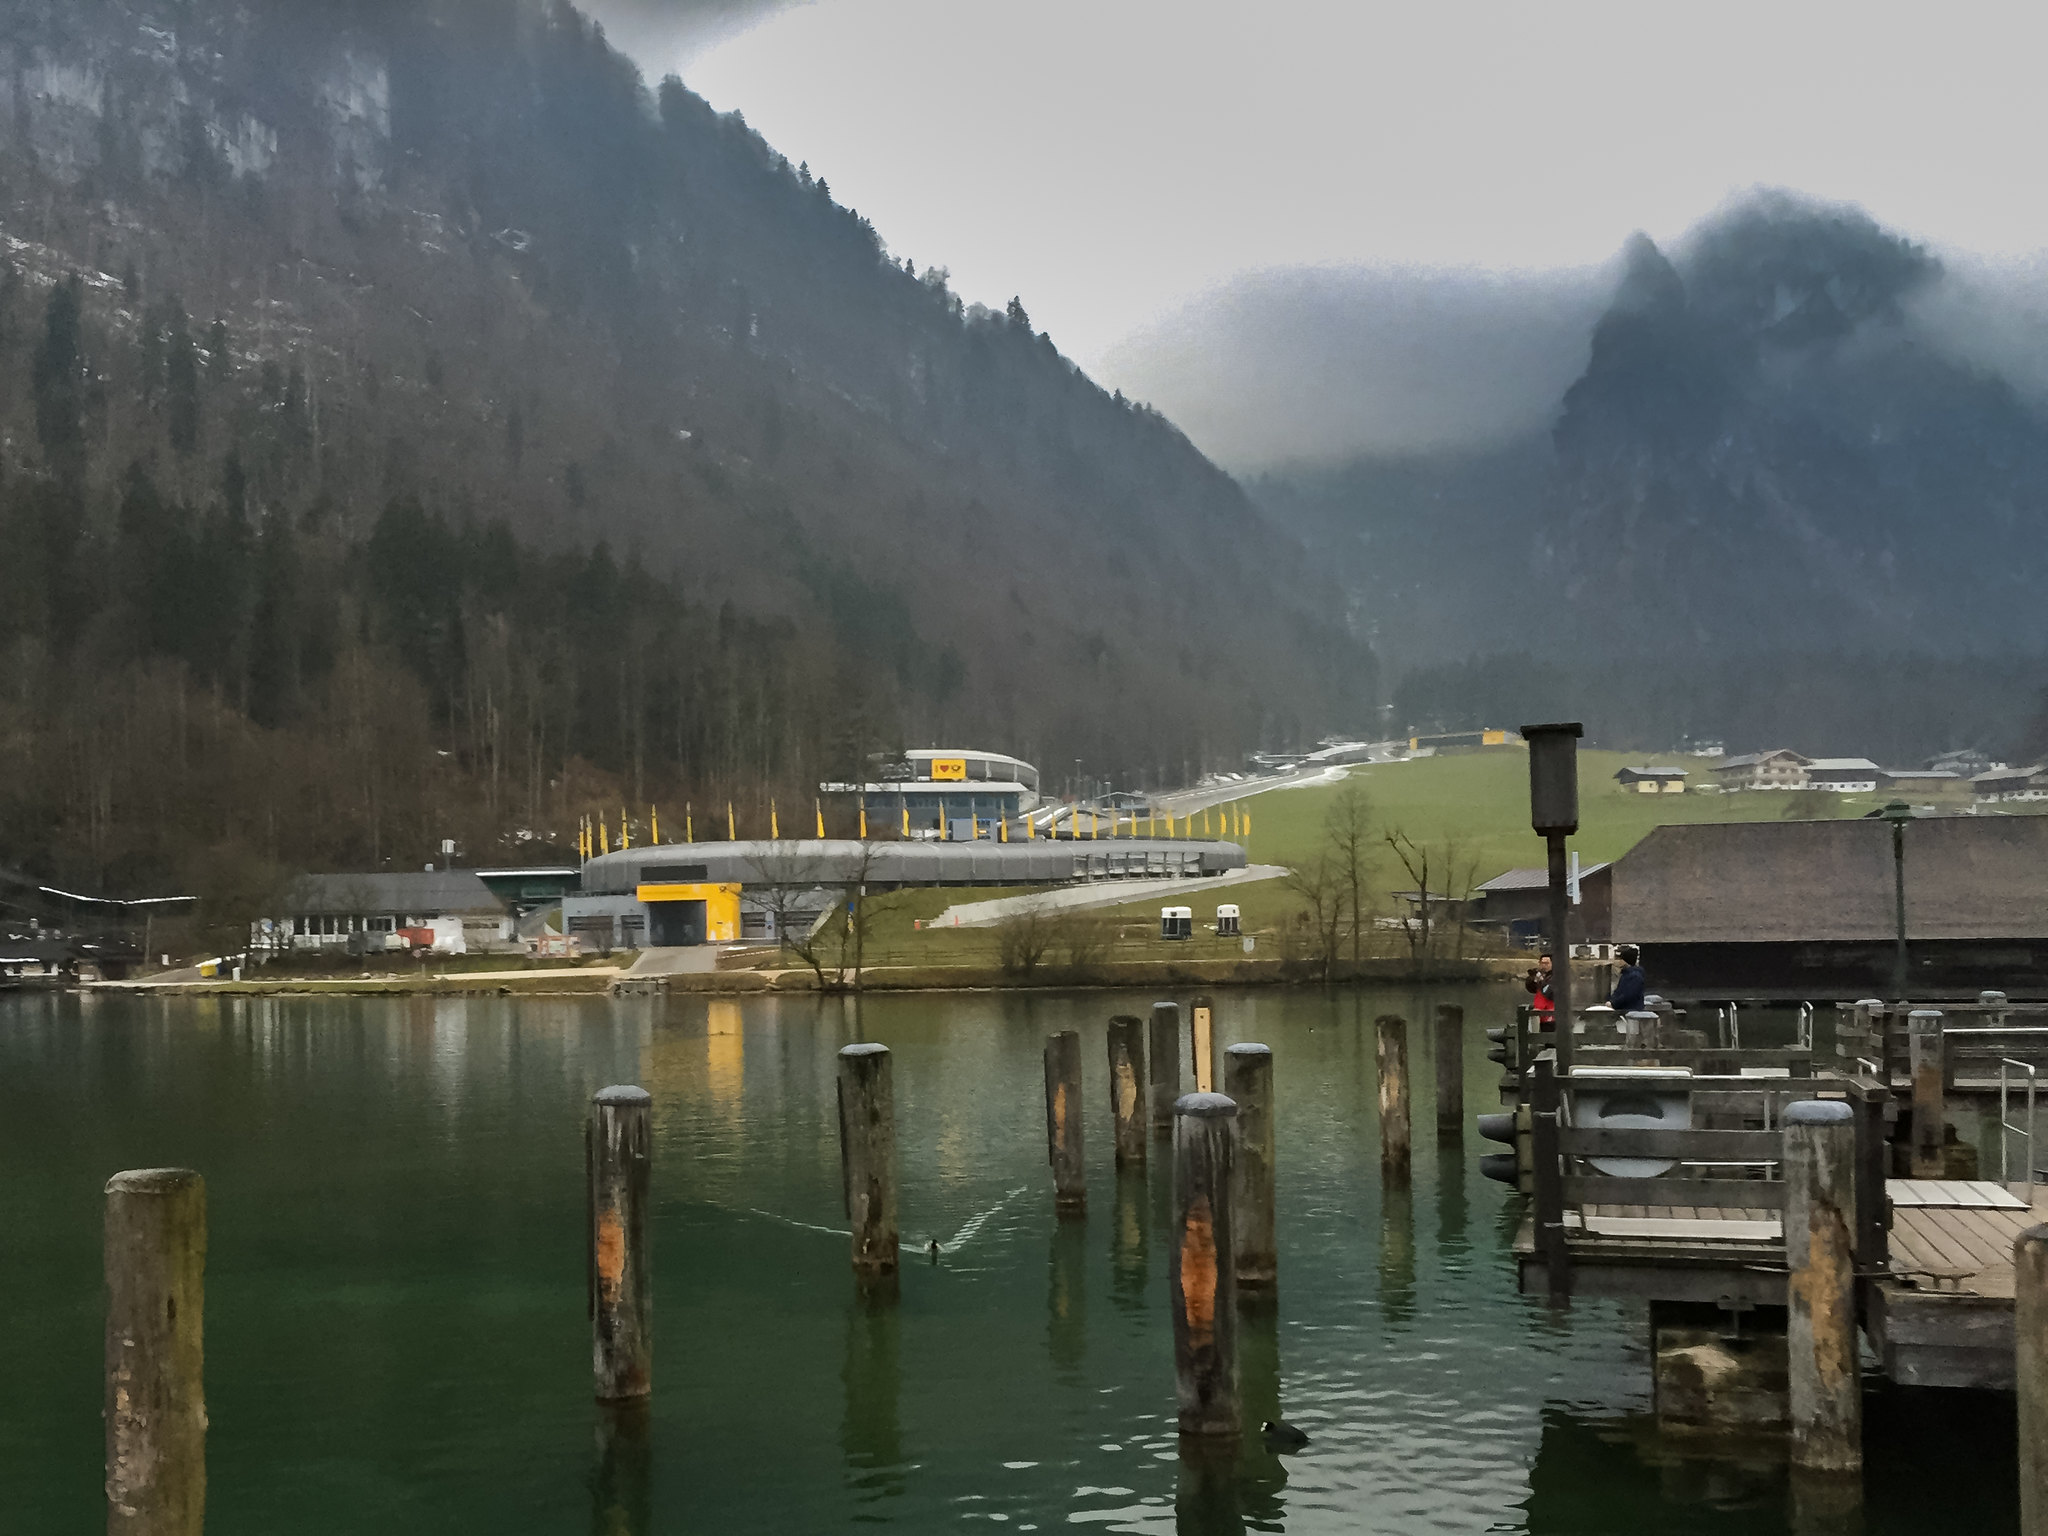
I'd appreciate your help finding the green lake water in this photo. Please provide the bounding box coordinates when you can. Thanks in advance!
[0,986,2019,1532]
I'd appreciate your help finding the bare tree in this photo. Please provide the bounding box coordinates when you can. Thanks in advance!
[1384,828,1433,972]
[836,836,881,990]
[753,840,838,986]
[1324,780,1375,964]
[1283,852,1349,980]
[995,899,1061,978]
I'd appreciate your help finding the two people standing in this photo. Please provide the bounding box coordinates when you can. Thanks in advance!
[1524,944,1647,1017]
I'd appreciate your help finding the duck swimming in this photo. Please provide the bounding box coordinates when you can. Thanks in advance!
[1261,1419,1309,1452]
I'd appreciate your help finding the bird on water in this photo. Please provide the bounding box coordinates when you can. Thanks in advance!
[1262,1419,1309,1452]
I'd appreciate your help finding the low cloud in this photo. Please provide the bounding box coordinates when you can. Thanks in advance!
[1099,262,1618,471]
[578,0,801,67]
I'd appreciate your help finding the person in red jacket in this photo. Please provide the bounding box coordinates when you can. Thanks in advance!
[1524,952,1556,1019]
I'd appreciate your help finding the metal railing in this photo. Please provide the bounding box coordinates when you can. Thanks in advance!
[2002,1058,2040,1188]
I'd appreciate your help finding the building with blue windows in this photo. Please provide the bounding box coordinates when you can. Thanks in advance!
[820,748,1042,832]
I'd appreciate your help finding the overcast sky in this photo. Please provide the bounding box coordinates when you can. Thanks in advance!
[590,0,2048,462]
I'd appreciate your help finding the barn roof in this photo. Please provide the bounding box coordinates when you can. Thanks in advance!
[1609,817,2048,942]
[284,871,505,916]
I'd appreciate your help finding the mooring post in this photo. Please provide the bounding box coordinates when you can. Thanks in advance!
[1224,1043,1276,1288]
[2019,1225,2048,1536]
[838,1043,899,1277]
[1376,1014,1412,1183]
[1190,995,1217,1094]
[1149,1002,1184,1138]
[1908,1009,1946,1179]
[1434,1003,1464,1139]
[1045,1029,1087,1213]
[1107,1015,1147,1168]
[1784,1100,1861,1474]
[588,1085,653,1401]
[1172,1092,1240,1437]
[105,1168,206,1536]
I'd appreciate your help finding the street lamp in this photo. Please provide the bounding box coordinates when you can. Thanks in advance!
[1880,800,1914,999]
[1521,722,1584,1073]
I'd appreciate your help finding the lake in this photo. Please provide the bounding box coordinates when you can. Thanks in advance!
[0,986,2018,1532]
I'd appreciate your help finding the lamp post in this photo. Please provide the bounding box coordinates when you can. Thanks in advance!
[1881,800,1914,999]
[1521,722,1583,1075]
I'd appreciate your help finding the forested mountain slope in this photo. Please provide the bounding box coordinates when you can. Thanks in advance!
[1256,195,2048,759]
[0,0,1369,913]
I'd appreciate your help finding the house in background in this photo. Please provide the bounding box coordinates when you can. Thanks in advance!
[1468,863,1613,945]
[254,871,513,955]
[1614,766,1688,794]
[1804,758,1882,793]
[1878,768,1963,793]
[1710,749,1812,790]
[1972,766,2048,802]
[1597,816,2048,995]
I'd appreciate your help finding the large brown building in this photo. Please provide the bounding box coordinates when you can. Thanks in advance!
[1599,815,2048,997]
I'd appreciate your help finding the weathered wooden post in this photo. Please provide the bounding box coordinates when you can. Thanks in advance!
[838,1043,899,1277]
[105,1168,206,1536]
[1107,1015,1147,1168]
[1908,1009,1946,1179]
[1190,995,1217,1093]
[1045,1029,1087,1212]
[1434,1003,1464,1139]
[1376,1014,1412,1183]
[1149,1002,1183,1138]
[1172,1092,1240,1436]
[1784,1100,1861,1474]
[1224,1043,1276,1288]
[588,1085,653,1401]
[2018,1224,2048,1536]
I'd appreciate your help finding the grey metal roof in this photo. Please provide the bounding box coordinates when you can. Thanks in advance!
[1476,863,1611,893]
[1609,817,2048,942]
[577,838,1248,894]
[1714,750,1809,771]
[285,871,506,916]
[1615,765,1688,779]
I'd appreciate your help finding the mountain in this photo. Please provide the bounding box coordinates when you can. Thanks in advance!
[1248,194,2048,758]
[0,0,1369,911]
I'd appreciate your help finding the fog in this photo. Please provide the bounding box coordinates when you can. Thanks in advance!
[577,0,795,62]
[1099,263,1617,471]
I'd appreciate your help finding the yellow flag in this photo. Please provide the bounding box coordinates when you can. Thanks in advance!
[859,801,869,839]
[1243,808,1252,839]
[600,818,610,854]
[901,803,910,837]
[1000,814,1009,842]
[771,801,780,839]
[620,808,631,850]
[651,805,660,843]
[1026,811,1036,840]
[816,799,825,839]
[1091,809,1100,839]
[685,803,694,843]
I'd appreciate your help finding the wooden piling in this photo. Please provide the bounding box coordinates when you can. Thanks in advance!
[1190,996,1217,1093]
[838,1044,899,1276]
[1045,1029,1087,1212]
[1376,1014,1411,1183]
[1434,1003,1464,1139]
[1907,1009,1945,1179]
[1149,1002,1183,1138]
[588,1085,653,1401]
[2018,1224,2048,1536]
[105,1168,206,1536]
[1107,1015,1147,1168]
[1784,1100,1861,1474]
[1171,1092,1240,1437]
[1224,1043,1276,1288]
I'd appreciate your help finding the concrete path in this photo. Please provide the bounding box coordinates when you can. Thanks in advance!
[618,946,721,977]
[928,864,1291,929]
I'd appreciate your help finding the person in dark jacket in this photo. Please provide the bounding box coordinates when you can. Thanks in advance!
[1608,945,1646,1013]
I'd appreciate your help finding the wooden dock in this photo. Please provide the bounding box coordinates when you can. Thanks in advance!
[1873,1180,2046,1389]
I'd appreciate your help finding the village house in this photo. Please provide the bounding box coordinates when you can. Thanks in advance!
[1467,862,1613,946]
[253,871,514,955]
[1971,765,2048,802]
[1613,766,1688,794]
[1709,749,1811,790]
[1803,757,1882,792]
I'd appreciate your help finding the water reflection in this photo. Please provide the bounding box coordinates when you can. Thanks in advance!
[1435,1125,1469,1265]
[1175,1435,1242,1536]
[1111,1168,1149,1309]
[588,1402,649,1536]
[1378,1179,1415,1324]
[841,1287,906,1505]
[1047,1214,1088,1378]
[1788,1471,1865,1536]
[1235,1294,1288,1528]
